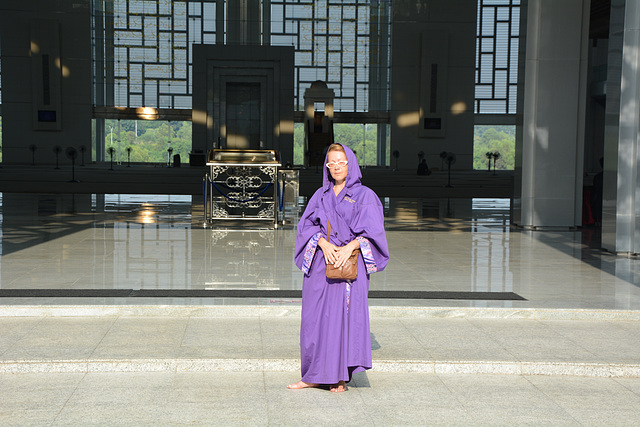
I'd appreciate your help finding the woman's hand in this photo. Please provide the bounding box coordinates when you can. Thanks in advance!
[333,240,360,269]
[318,237,340,266]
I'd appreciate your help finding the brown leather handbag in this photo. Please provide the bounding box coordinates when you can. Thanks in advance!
[325,221,359,281]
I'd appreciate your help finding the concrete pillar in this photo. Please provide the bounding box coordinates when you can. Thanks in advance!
[601,0,640,254]
[513,0,591,228]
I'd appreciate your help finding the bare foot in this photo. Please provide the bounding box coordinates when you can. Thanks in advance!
[330,380,347,393]
[287,380,318,390]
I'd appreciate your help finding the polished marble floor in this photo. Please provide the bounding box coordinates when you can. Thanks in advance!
[0,193,639,310]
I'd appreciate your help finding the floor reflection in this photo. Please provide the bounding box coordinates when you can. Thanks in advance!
[203,229,292,291]
[382,198,511,232]
[0,193,639,309]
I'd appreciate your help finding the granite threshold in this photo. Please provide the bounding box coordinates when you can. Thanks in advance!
[1,358,639,378]
[0,304,639,321]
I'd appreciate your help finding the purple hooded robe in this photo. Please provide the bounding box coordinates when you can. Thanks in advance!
[294,144,389,384]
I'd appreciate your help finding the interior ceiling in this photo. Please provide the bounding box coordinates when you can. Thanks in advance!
[590,0,611,39]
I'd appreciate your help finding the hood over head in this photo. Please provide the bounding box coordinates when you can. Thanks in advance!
[322,143,362,191]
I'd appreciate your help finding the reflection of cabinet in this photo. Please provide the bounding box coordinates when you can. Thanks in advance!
[204,230,278,290]
[204,149,281,225]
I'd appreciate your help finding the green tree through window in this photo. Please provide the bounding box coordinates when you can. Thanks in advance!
[473,125,515,170]
[104,120,191,165]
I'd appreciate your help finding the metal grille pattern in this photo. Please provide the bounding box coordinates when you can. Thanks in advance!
[98,0,217,108]
[93,0,391,112]
[475,0,520,114]
[207,165,278,221]
[270,0,391,112]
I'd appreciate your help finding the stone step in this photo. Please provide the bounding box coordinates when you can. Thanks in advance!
[3,358,638,378]
[1,305,638,377]
[2,305,639,321]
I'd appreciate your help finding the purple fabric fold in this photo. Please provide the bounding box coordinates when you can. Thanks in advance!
[293,144,389,385]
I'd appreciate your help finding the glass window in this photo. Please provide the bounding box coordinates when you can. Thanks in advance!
[475,0,520,115]
[103,119,192,166]
[473,125,515,171]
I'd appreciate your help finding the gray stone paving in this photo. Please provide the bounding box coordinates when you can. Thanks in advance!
[1,371,639,426]
[1,307,639,378]
[1,307,640,425]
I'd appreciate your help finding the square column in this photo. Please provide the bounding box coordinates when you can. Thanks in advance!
[602,0,640,254]
[514,0,591,228]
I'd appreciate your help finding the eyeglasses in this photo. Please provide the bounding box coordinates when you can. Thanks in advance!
[326,160,348,169]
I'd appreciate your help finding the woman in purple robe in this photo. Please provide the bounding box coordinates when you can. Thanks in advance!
[288,143,389,393]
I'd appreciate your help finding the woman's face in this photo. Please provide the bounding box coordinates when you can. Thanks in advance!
[326,150,349,184]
